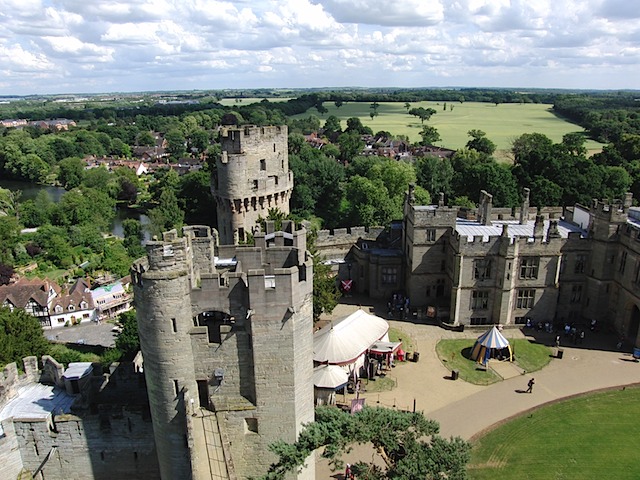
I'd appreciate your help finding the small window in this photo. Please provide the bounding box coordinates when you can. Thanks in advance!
[470,317,490,325]
[570,285,582,303]
[619,251,628,274]
[245,417,259,434]
[171,318,177,333]
[173,380,179,396]
[516,289,535,309]
[252,180,258,189]
[260,159,266,171]
[426,228,436,241]
[520,257,539,279]
[381,267,397,285]
[470,291,489,310]
[574,254,586,274]
[474,260,492,280]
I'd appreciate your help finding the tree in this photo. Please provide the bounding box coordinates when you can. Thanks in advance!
[323,116,342,134]
[115,310,139,359]
[101,241,132,278]
[0,216,20,265]
[149,189,185,236]
[338,132,365,162]
[334,100,344,109]
[408,107,437,124]
[136,130,156,146]
[404,102,411,111]
[415,156,454,196]
[260,406,470,480]
[466,130,496,155]
[418,125,441,146]
[122,219,146,258]
[0,307,50,368]
[165,129,187,160]
[57,157,85,189]
[310,239,341,321]
[0,264,15,285]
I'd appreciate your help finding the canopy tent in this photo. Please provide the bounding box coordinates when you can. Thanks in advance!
[368,341,402,355]
[470,326,513,365]
[312,365,349,389]
[313,309,389,366]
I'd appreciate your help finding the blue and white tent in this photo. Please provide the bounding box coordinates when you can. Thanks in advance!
[470,326,512,365]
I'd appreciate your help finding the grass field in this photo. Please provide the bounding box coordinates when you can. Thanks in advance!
[436,338,551,385]
[468,387,640,480]
[289,101,603,155]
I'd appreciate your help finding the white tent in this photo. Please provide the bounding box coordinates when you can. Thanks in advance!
[470,326,512,364]
[313,309,389,366]
[312,365,349,389]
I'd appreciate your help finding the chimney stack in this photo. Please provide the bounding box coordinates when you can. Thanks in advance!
[520,187,530,225]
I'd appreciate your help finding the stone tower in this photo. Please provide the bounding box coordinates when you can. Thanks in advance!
[132,222,314,480]
[213,125,293,244]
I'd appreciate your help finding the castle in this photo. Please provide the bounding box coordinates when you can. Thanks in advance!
[332,186,640,345]
[131,223,315,479]
[3,125,640,480]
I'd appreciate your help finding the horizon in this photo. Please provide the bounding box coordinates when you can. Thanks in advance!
[3,85,640,100]
[1,1,639,96]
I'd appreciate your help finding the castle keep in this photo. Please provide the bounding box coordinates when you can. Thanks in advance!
[132,222,314,480]
[213,125,293,244]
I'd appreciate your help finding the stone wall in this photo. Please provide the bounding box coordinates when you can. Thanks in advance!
[13,409,158,480]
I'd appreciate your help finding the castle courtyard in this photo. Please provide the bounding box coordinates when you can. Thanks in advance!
[316,295,640,477]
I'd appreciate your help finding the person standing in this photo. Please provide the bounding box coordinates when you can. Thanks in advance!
[345,463,351,479]
[526,378,535,393]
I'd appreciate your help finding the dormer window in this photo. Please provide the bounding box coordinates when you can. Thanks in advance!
[55,305,63,313]
[68,304,75,311]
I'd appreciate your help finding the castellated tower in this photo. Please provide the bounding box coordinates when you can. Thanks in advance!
[213,125,293,244]
[132,221,314,480]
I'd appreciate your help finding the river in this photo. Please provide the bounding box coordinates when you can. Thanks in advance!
[0,179,151,240]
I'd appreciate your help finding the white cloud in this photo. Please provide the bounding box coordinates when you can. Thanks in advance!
[0,0,637,94]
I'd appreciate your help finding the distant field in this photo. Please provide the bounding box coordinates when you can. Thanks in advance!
[468,387,640,480]
[291,101,603,156]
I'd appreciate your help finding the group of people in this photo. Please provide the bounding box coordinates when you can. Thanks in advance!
[387,293,410,319]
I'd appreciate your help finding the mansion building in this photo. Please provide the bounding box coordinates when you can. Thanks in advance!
[341,187,640,346]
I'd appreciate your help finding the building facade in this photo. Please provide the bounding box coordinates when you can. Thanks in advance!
[132,221,314,480]
[212,125,293,244]
[341,185,640,346]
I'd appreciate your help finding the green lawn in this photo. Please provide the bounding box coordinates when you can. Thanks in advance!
[468,387,640,480]
[291,101,603,155]
[388,326,414,353]
[436,338,551,385]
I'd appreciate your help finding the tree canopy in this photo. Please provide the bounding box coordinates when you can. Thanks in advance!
[0,307,50,368]
[260,406,470,480]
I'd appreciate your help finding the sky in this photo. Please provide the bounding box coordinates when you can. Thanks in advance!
[1,0,639,96]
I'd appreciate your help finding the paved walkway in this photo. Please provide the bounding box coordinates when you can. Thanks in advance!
[315,296,640,477]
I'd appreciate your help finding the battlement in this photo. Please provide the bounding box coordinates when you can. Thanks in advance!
[0,357,39,406]
[589,193,633,223]
[409,205,459,226]
[220,125,288,156]
[316,226,385,244]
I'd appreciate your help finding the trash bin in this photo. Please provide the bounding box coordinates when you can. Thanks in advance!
[557,349,564,359]
[451,369,459,380]
[413,352,420,363]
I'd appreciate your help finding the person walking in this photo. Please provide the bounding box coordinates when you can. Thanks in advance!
[526,378,535,393]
